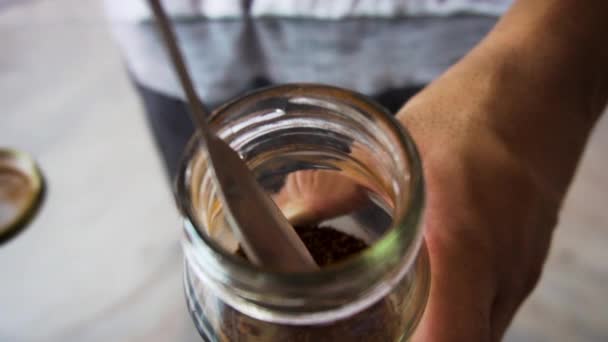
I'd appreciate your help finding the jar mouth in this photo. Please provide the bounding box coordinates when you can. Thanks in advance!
[175,84,424,324]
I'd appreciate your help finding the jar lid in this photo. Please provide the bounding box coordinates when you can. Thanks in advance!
[0,149,43,242]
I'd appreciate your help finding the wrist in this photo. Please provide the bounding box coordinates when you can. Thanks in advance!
[480,0,608,125]
[448,16,605,199]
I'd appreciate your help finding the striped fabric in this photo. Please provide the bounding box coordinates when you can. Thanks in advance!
[105,0,511,21]
[105,0,508,106]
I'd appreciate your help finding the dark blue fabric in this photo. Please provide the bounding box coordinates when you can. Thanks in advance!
[133,80,423,179]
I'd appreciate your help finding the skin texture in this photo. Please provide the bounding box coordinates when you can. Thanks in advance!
[273,1,607,340]
[399,1,608,340]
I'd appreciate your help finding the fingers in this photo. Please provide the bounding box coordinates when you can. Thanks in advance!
[412,233,496,342]
[274,170,367,226]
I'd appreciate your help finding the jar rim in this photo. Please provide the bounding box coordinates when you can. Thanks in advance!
[175,83,425,323]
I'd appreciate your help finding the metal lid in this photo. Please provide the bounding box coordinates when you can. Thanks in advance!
[0,149,43,243]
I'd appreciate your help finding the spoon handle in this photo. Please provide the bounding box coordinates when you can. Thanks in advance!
[147,0,210,135]
[147,0,319,272]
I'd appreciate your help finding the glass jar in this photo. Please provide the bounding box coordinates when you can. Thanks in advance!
[175,84,429,341]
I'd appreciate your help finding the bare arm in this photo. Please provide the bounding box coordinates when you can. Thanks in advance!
[397,1,608,341]
[471,0,608,196]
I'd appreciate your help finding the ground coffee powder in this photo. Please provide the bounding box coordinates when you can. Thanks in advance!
[220,226,402,341]
[236,225,368,267]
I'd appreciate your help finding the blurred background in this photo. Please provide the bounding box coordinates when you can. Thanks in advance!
[0,0,606,341]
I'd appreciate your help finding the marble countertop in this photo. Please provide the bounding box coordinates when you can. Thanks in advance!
[0,0,606,341]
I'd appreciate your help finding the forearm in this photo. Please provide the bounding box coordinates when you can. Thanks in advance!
[490,0,608,115]
[404,0,608,202]
[479,0,607,195]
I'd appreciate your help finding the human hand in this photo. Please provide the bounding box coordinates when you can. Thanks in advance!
[271,66,560,340]
[398,50,563,342]
[396,0,608,337]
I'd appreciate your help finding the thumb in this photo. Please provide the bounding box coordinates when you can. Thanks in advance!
[412,233,495,342]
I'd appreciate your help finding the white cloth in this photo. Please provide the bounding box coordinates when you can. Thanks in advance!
[105,0,511,21]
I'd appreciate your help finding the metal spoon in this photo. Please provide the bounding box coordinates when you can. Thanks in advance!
[147,0,318,272]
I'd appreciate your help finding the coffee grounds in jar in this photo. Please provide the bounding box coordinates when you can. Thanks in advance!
[235,225,368,267]
[221,226,402,341]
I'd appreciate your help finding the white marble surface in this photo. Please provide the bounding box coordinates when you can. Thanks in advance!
[0,0,606,341]
[0,1,199,341]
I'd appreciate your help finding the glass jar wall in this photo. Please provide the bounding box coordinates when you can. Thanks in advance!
[175,84,429,341]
